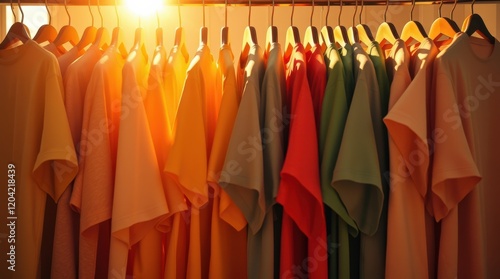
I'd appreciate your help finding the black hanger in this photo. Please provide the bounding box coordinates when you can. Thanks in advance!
[462,0,495,44]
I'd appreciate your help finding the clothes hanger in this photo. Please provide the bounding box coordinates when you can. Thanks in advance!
[92,0,110,50]
[33,0,57,44]
[52,0,80,53]
[348,0,360,45]
[401,0,428,46]
[375,0,400,49]
[0,0,31,50]
[356,0,375,47]
[284,0,301,58]
[174,0,189,61]
[265,0,278,54]
[334,0,350,49]
[110,0,128,58]
[221,0,229,46]
[199,0,208,46]
[462,0,495,44]
[428,0,460,43]
[320,0,335,52]
[241,0,258,65]
[132,16,148,60]
[74,0,97,52]
[303,0,319,51]
[156,11,163,47]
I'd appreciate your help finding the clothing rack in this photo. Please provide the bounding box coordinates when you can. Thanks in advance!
[0,0,498,6]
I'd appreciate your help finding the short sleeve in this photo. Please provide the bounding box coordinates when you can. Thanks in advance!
[33,57,78,202]
[430,71,481,221]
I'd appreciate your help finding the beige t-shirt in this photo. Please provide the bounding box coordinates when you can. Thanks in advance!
[0,40,78,279]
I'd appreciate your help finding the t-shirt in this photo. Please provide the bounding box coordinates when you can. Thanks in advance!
[320,43,357,279]
[305,44,327,131]
[51,43,105,279]
[70,44,125,279]
[366,40,390,120]
[44,42,63,57]
[207,44,247,279]
[58,47,84,80]
[332,42,387,278]
[109,44,170,279]
[218,43,268,278]
[165,44,219,279]
[277,43,328,279]
[165,44,189,130]
[339,43,355,107]
[0,40,78,279]
[430,32,499,279]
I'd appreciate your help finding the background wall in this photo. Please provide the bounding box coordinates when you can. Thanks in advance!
[1,2,499,61]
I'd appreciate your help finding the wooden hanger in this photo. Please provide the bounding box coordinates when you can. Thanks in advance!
[52,0,80,52]
[33,0,57,44]
[75,1,97,52]
[375,0,400,49]
[462,0,495,44]
[221,0,229,46]
[132,18,148,61]
[173,1,189,61]
[401,0,428,45]
[303,0,319,51]
[0,0,31,50]
[334,0,350,48]
[320,0,335,52]
[348,0,360,45]
[284,0,301,58]
[356,1,375,47]
[429,0,460,43]
[241,0,258,65]
[110,0,128,58]
[92,0,109,50]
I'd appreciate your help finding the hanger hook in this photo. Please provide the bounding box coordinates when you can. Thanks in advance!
[384,0,389,22]
[291,0,295,26]
[310,0,314,27]
[45,0,51,25]
[202,0,206,28]
[225,0,228,27]
[88,0,94,27]
[359,0,364,25]
[156,11,160,28]
[63,0,70,25]
[410,0,415,21]
[450,0,458,19]
[325,0,330,26]
[471,0,476,14]
[438,0,443,18]
[248,0,252,26]
[114,0,120,27]
[353,0,358,28]
[18,0,25,23]
[338,0,343,26]
[97,0,103,28]
[9,0,16,22]
[271,0,275,26]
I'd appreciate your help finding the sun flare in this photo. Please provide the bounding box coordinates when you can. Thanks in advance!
[125,0,163,17]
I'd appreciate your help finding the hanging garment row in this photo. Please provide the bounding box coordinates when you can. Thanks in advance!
[1,0,499,278]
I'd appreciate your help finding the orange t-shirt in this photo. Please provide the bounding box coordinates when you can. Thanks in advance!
[164,44,219,279]
[0,40,78,279]
[70,44,125,279]
[277,43,328,279]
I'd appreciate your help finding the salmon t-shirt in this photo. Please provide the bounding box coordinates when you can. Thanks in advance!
[0,40,78,279]
[277,43,328,279]
[70,44,126,279]
[51,44,105,279]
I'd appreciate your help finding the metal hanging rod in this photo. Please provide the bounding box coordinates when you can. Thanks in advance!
[0,0,496,6]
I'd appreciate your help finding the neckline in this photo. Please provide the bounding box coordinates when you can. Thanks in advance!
[0,40,34,64]
[459,32,499,62]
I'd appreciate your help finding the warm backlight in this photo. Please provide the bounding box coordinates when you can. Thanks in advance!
[125,0,163,17]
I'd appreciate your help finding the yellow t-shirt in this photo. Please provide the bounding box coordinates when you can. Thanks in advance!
[0,40,78,279]
[165,44,219,279]
[70,44,125,279]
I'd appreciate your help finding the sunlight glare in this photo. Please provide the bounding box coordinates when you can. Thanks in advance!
[125,0,163,17]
